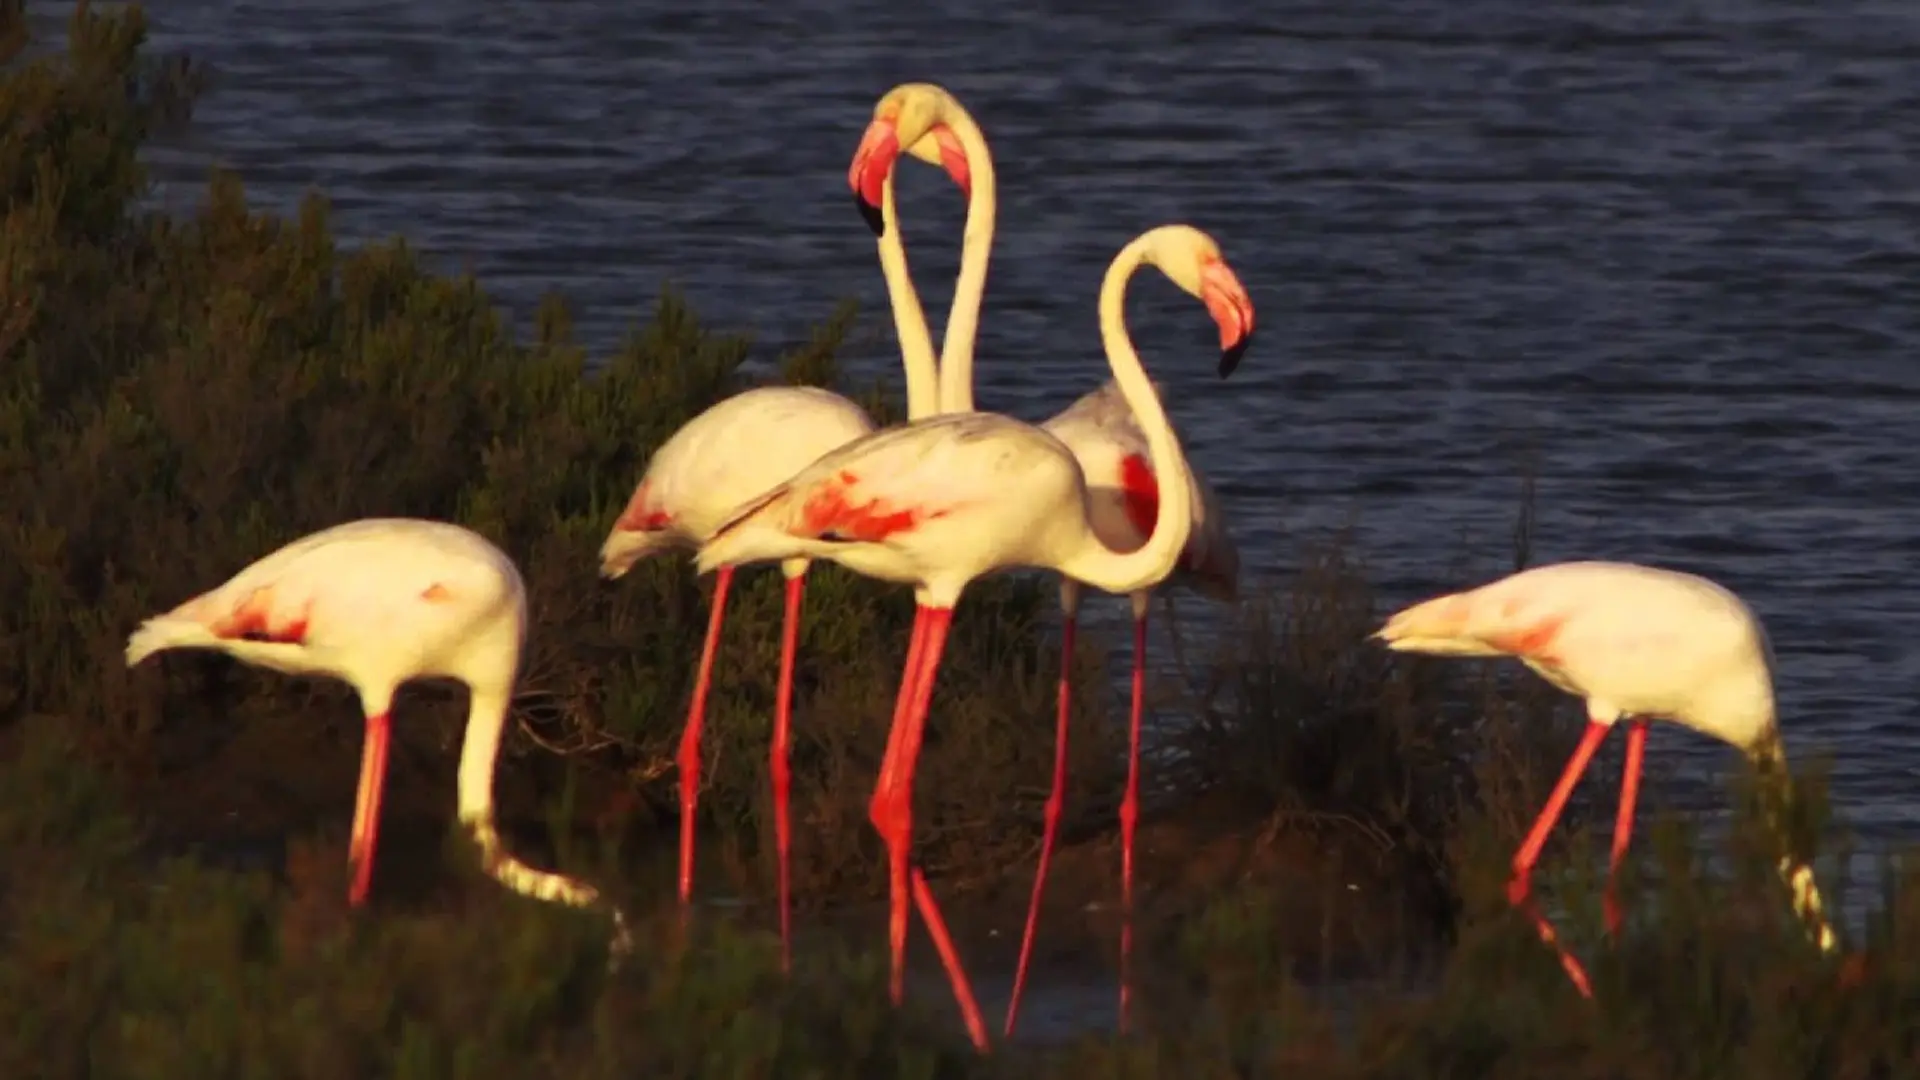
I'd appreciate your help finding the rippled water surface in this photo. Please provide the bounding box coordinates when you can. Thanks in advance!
[66,1,1920,851]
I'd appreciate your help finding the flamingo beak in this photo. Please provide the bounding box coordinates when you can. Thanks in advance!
[1201,259,1256,377]
[849,117,902,238]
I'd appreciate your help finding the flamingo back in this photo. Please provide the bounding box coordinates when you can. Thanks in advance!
[601,386,875,577]
[128,518,524,700]
[696,411,1091,594]
[1377,560,1776,747]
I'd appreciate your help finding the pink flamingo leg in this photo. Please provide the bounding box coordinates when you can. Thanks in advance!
[677,567,734,917]
[1005,610,1076,1036]
[1508,718,1612,998]
[346,710,392,906]
[875,608,932,1004]
[1118,609,1148,1033]
[770,573,806,973]
[1605,718,1648,938]
[870,605,988,1052]
[913,868,990,1052]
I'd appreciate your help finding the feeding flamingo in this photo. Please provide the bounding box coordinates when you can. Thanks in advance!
[695,224,1256,1052]
[848,81,1248,1033]
[597,143,968,968]
[1373,560,1839,995]
[124,518,631,954]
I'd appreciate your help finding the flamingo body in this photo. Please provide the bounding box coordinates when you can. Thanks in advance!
[125,518,628,952]
[599,385,876,578]
[1375,559,1835,995]
[1375,560,1773,746]
[699,411,1106,602]
[130,519,522,689]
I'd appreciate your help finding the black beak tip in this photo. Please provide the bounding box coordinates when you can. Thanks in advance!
[854,193,885,237]
[1218,333,1251,378]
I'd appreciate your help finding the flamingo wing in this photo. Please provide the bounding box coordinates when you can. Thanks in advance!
[712,414,1030,540]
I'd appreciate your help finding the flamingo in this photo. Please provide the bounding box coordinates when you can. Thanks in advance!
[848,81,1248,1033]
[1373,560,1840,996]
[596,139,968,969]
[694,224,1256,1052]
[124,518,631,953]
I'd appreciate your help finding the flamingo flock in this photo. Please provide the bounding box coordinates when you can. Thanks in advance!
[121,81,1845,1054]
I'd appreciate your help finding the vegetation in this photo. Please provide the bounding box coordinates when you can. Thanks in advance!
[4,4,1914,1077]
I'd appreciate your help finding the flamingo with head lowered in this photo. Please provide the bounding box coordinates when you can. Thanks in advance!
[1374,560,1840,996]
[125,518,632,955]
[695,223,1255,1052]
[595,145,967,968]
[848,81,1249,1034]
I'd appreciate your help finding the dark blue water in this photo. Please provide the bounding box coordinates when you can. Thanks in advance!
[57,0,1920,921]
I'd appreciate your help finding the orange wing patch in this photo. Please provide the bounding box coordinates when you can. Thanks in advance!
[799,470,944,542]
[1119,454,1160,541]
[1487,613,1567,662]
[211,586,312,645]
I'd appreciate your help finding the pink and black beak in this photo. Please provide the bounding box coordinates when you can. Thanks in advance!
[1201,259,1257,377]
[849,117,903,237]
[848,117,972,239]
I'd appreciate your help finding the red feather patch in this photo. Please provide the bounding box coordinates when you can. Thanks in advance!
[799,470,941,542]
[1119,454,1160,541]
[212,587,310,645]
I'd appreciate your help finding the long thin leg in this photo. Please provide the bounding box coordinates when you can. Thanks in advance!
[1118,605,1148,1033]
[347,710,393,906]
[1605,718,1648,938]
[914,868,991,1052]
[677,567,734,917]
[875,607,933,1004]
[1005,604,1077,1036]
[1508,718,1612,998]
[771,573,806,973]
[870,607,987,1051]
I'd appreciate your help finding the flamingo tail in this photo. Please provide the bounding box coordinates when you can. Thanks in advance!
[1371,592,1508,657]
[125,617,227,667]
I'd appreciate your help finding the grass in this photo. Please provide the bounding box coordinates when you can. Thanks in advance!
[5,4,1918,1077]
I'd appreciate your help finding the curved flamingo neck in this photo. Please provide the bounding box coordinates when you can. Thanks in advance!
[1055,239,1195,594]
[455,676,515,826]
[933,108,995,415]
[876,174,941,420]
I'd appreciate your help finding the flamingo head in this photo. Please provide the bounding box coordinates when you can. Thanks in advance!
[849,83,973,237]
[1139,225,1258,377]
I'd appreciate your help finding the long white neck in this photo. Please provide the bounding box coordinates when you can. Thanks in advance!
[455,680,512,826]
[877,174,941,420]
[934,109,996,414]
[1055,240,1195,593]
[456,673,610,914]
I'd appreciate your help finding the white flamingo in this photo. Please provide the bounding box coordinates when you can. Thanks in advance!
[1374,560,1840,996]
[849,81,1248,1033]
[596,141,968,967]
[696,223,1256,1053]
[124,518,631,953]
